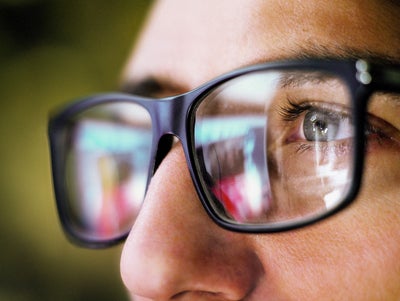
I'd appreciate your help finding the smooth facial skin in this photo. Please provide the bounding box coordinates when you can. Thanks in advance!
[120,0,400,300]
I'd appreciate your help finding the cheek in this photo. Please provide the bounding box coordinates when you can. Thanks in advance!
[254,214,400,299]
[251,149,400,299]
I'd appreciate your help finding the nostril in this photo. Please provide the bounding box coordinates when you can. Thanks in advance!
[171,290,241,300]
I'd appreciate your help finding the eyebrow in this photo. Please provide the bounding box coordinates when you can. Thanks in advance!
[121,46,400,97]
[121,77,165,97]
[288,44,400,66]
[120,77,185,98]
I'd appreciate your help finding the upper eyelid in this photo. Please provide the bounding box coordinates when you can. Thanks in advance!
[278,98,353,120]
[372,92,400,107]
[120,57,400,97]
[367,92,400,132]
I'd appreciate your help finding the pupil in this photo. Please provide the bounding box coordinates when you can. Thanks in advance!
[304,110,338,141]
[313,119,328,136]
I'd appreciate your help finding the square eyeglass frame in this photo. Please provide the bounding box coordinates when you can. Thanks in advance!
[48,59,400,248]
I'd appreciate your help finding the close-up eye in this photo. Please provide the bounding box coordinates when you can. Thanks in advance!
[302,107,353,142]
[278,101,354,145]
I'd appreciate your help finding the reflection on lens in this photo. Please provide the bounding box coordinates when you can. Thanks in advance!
[61,102,152,241]
[194,69,355,226]
[197,118,271,221]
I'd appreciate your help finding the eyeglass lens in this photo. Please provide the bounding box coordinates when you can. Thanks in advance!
[61,103,153,241]
[194,70,355,225]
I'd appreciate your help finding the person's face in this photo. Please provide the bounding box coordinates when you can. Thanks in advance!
[120,0,400,300]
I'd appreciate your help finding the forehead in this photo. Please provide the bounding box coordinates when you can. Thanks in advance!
[123,0,400,91]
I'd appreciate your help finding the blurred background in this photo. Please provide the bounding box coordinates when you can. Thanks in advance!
[0,1,152,300]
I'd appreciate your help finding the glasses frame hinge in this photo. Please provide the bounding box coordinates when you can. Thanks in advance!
[355,59,372,85]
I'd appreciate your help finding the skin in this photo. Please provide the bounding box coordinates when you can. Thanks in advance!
[119,0,400,300]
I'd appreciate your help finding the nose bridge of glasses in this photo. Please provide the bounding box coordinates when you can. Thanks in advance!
[149,95,192,174]
[153,95,190,139]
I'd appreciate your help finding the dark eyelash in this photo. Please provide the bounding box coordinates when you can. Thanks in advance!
[278,99,311,122]
[364,119,394,144]
[279,98,354,123]
[279,99,392,143]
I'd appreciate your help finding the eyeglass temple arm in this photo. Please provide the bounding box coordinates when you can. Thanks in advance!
[368,65,400,92]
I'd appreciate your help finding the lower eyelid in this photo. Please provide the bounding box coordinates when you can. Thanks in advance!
[294,141,353,156]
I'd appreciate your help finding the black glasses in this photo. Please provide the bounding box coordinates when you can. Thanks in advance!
[48,59,400,248]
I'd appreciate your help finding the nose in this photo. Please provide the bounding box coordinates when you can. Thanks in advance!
[120,144,264,300]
